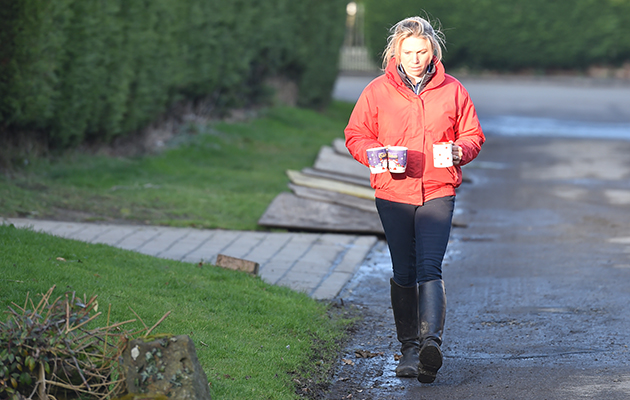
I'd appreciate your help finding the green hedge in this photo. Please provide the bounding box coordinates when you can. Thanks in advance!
[0,0,346,148]
[363,0,630,72]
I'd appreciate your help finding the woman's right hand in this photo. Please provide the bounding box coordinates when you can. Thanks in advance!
[452,144,463,165]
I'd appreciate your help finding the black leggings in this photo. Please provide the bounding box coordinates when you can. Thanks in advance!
[376,196,455,287]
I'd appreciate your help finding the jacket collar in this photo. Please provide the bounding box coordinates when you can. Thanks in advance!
[385,56,445,94]
[397,62,435,94]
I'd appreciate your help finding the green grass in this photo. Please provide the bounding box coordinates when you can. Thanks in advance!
[0,223,357,399]
[0,102,355,230]
[0,103,360,399]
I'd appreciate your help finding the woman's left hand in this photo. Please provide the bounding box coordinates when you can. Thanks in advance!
[452,144,463,165]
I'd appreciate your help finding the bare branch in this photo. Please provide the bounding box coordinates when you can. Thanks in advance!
[71,356,91,391]
[128,306,148,330]
[66,312,102,333]
[145,310,172,337]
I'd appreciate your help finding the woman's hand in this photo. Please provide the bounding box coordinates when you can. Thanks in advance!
[452,144,463,165]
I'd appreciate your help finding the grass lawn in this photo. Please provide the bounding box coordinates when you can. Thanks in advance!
[1,102,360,399]
[0,224,356,399]
[0,102,355,230]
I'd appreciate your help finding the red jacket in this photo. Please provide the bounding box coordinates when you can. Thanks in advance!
[345,59,485,206]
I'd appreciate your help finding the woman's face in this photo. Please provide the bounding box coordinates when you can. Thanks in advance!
[399,36,433,83]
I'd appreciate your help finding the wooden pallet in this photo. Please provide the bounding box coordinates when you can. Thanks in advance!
[258,139,384,234]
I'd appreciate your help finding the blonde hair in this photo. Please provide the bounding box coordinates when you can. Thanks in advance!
[382,16,445,70]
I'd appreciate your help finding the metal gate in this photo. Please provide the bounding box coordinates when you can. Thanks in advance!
[339,2,380,74]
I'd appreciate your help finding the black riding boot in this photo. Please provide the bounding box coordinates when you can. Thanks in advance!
[417,279,446,384]
[390,278,420,377]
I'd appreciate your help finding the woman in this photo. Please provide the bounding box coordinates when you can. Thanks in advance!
[344,16,485,383]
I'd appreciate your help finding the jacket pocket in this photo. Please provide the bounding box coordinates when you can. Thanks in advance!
[370,170,393,190]
[427,165,460,187]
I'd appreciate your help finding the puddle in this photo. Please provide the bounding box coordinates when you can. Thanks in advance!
[520,306,575,314]
[522,141,630,181]
[605,189,630,205]
[563,376,630,399]
[457,235,496,242]
[609,237,630,244]
[447,348,609,361]
[552,186,589,201]
[464,161,509,170]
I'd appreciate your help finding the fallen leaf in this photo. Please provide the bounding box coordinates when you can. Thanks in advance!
[355,349,384,358]
[342,358,355,366]
[394,354,402,361]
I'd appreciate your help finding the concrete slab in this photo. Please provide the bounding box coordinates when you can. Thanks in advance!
[157,230,216,261]
[118,227,173,252]
[244,233,293,265]
[312,271,353,300]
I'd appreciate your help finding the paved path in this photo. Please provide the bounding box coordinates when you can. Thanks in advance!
[4,218,378,300]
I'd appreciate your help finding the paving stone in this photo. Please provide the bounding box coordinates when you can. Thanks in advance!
[133,228,190,256]
[117,227,166,251]
[62,223,112,241]
[183,230,243,263]
[245,233,293,267]
[312,271,353,300]
[218,231,269,260]
[158,230,217,261]
[334,236,379,273]
[267,234,318,263]
[259,260,294,285]
[90,226,141,246]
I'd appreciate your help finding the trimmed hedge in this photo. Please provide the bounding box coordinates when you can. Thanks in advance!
[0,0,346,148]
[363,0,630,72]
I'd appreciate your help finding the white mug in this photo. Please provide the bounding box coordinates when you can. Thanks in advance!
[433,142,453,168]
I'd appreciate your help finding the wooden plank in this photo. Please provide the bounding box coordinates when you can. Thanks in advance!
[313,146,371,180]
[301,167,371,188]
[287,170,375,200]
[288,183,377,213]
[258,192,384,234]
[216,254,260,275]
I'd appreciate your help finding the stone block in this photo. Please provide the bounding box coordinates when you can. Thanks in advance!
[123,335,211,400]
[215,254,259,275]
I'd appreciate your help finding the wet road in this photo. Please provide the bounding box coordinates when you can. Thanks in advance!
[327,133,630,399]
